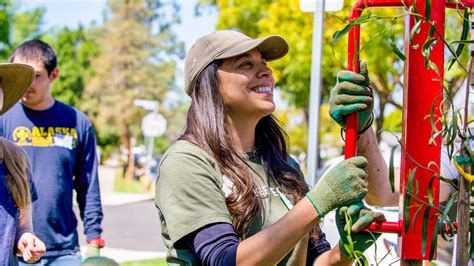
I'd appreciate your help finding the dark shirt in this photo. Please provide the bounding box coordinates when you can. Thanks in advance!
[183,222,331,266]
[0,101,102,257]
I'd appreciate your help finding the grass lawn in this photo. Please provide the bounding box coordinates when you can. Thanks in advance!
[121,258,167,266]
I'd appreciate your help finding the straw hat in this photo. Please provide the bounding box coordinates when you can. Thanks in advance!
[0,63,34,115]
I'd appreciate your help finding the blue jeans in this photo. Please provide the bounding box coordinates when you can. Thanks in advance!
[19,252,81,266]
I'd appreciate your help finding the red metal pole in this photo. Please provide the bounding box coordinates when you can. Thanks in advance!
[345,0,455,262]
[363,221,458,234]
[345,0,406,159]
[399,0,444,260]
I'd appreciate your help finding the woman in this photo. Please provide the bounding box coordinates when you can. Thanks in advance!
[155,30,384,265]
[0,63,46,265]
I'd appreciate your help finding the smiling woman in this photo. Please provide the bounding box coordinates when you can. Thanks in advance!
[154,30,384,266]
[217,49,276,122]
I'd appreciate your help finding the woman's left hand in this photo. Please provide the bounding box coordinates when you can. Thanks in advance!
[17,232,46,263]
[336,201,386,260]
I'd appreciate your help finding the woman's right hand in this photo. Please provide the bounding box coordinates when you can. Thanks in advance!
[306,156,368,217]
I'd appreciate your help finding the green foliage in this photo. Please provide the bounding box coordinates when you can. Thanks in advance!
[81,0,184,159]
[47,26,99,107]
[384,109,402,132]
[0,0,44,60]
[96,129,121,163]
[10,6,44,46]
[114,176,149,194]
[0,0,13,59]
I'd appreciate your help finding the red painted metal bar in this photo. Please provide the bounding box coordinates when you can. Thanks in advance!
[446,0,474,8]
[399,0,444,260]
[364,220,403,234]
[345,0,466,159]
[363,221,458,234]
[346,0,448,261]
[345,0,406,159]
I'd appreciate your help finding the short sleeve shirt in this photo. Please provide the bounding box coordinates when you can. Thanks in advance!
[155,140,313,265]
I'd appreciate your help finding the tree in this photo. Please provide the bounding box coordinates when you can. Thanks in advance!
[0,0,44,60]
[44,26,99,107]
[83,0,184,181]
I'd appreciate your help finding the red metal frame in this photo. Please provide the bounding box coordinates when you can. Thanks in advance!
[344,0,474,261]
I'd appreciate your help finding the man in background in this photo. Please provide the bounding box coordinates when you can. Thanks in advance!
[0,39,104,265]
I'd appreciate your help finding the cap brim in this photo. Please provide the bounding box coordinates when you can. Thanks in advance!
[0,63,35,115]
[216,35,289,62]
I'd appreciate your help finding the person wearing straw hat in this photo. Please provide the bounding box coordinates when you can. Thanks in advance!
[0,63,46,265]
[155,30,385,265]
[0,40,104,266]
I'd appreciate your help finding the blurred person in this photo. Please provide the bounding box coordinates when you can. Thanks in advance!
[0,63,46,265]
[155,30,386,265]
[0,40,104,265]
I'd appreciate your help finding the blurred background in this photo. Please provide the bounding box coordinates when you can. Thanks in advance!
[2,0,472,264]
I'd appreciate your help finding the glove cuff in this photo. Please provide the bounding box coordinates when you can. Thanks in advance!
[357,112,374,135]
[306,194,325,218]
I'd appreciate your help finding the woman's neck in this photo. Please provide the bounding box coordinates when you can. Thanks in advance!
[227,116,258,153]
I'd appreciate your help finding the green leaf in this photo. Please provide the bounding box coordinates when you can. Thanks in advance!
[389,145,397,193]
[440,191,457,225]
[404,167,418,232]
[448,9,470,70]
[391,43,406,61]
[428,61,440,75]
[425,0,431,21]
[427,176,435,205]
[422,37,438,68]
[412,204,425,229]
[332,13,381,46]
[410,20,422,49]
[421,207,430,257]
[390,20,406,61]
[429,221,438,259]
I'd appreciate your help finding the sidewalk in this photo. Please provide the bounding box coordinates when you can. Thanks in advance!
[99,165,155,207]
[77,165,165,264]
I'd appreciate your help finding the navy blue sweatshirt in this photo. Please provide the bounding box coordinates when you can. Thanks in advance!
[0,101,103,257]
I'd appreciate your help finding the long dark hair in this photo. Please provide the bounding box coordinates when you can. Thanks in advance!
[181,60,313,237]
[0,138,31,209]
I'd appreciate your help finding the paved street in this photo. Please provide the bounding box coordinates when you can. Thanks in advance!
[75,199,166,252]
[70,166,167,262]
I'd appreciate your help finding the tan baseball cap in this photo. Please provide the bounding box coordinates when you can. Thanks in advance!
[184,30,289,95]
[0,63,35,115]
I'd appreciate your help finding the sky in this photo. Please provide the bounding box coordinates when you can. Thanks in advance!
[19,0,218,105]
[19,0,218,51]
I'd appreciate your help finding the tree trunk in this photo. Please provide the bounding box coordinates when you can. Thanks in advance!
[122,121,135,182]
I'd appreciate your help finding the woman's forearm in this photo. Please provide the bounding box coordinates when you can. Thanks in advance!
[236,197,320,265]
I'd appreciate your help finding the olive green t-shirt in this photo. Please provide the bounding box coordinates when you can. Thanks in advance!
[155,140,309,265]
